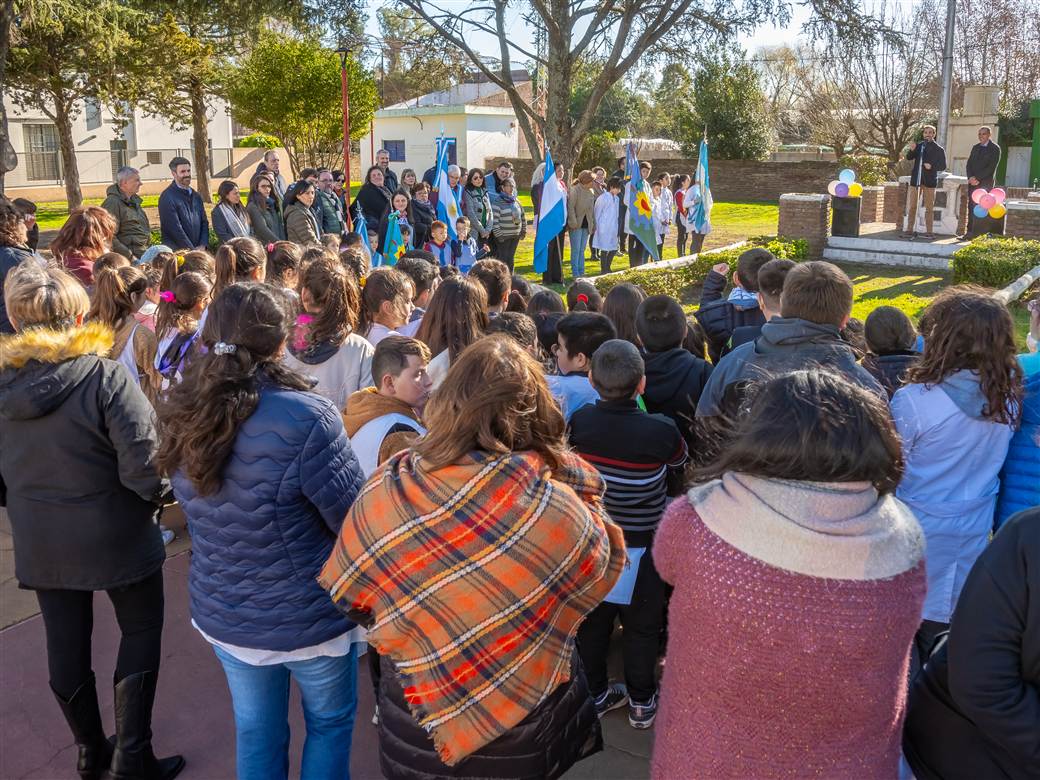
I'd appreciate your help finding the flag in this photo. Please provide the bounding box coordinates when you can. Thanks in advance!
[354,210,373,256]
[381,212,406,267]
[533,147,567,274]
[692,137,713,236]
[625,143,660,262]
[434,135,460,240]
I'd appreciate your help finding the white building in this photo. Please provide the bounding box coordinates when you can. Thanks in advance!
[358,74,531,176]
[4,96,239,199]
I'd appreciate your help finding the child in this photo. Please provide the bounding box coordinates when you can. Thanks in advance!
[452,217,485,273]
[695,247,774,363]
[566,279,603,312]
[321,233,341,254]
[650,180,667,260]
[508,274,531,313]
[592,178,622,274]
[12,197,39,251]
[410,182,435,247]
[399,225,412,251]
[343,231,371,266]
[93,251,130,276]
[154,271,212,389]
[266,241,303,303]
[602,282,646,346]
[568,339,688,728]
[214,237,266,298]
[861,305,919,398]
[415,275,488,389]
[358,267,414,347]
[133,265,163,332]
[378,190,413,254]
[424,220,452,267]
[284,257,374,410]
[468,258,511,316]
[486,311,540,358]
[672,174,690,256]
[724,258,795,356]
[546,312,617,422]
[396,254,440,332]
[683,317,707,360]
[636,294,713,448]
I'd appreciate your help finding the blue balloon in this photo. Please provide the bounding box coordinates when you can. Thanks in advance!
[838,168,856,184]
[972,204,988,218]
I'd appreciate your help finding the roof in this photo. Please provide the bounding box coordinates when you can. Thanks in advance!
[384,75,532,110]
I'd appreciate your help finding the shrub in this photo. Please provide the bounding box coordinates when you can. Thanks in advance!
[235,132,279,149]
[837,154,889,185]
[951,236,1040,288]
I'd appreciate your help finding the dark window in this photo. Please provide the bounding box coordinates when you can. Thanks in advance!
[443,137,457,165]
[382,140,406,162]
[85,98,102,131]
[23,124,61,181]
[146,151,162,165]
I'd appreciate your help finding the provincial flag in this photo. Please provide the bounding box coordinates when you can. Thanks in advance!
[533,147,567,274]
[381,212,406,267]
[692,138,713,235]
[625,143,660,262]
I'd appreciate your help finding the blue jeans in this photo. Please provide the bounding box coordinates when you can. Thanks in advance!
[213,644,358,780]
[569,228,589,277]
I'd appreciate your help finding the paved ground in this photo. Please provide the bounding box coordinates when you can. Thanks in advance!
[0,507,651,779]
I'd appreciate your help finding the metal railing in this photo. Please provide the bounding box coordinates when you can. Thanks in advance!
[6,147,235,189]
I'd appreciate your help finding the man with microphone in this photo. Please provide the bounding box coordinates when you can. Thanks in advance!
[960,125,1001,240]
[902,125,946,239]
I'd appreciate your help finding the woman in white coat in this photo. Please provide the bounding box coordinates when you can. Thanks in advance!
[591,177,622,275]
[890,288,1022,670]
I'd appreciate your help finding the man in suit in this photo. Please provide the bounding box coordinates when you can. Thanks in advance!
[903,125,947,239]
[960,125,1002,240]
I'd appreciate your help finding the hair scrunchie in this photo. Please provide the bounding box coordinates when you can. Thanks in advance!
[576,293,589,304]
[159,290,176,303]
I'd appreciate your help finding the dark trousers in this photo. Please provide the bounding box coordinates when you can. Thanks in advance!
[617,204,627,250]
[911,619,949,680]
[35,570,165,698]
[495,235,521,272]
[688,231,706,254]
[577,548,665,703]
[595,250,616,275]
[541,231,564,285]
[656,242,664,261]
[676,223,688,256]
[627,235,646,267]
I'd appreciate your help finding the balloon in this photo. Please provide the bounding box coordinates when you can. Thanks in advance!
[848,182,863,197]
[827,180,841,196]
[838,168,856,184]
[979,194,996,209]
[971,188,987,204]
[991,187,1006,204]
[989,203,1007,219]
[835,182,850,198]
[973,204,989,218]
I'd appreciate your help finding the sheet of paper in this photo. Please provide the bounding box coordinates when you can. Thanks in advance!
[603,547,645,606]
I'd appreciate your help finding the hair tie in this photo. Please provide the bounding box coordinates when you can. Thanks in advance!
[159,290,176,302]
[266,242,275,253]
[576,293,589,304]
[359,275,367,289]
[213,342,237,355]
[176,253,186,268]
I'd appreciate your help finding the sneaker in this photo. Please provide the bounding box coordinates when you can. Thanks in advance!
[372,705,379,725]
[594,683,628,718]
[160,525,175,546]
[629,693,658,729]
[922,231,935,238]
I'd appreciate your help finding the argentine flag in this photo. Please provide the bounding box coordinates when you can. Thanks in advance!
[354,210,373,256]
[433,136,460,240]
[692,138,713,235]
[533,147,566,274]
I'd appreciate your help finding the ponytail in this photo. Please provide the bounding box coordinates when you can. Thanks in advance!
[88,266,146,328]
[358,267,411,336]
[298,258,359,350]
[215,237,265,298]
[155,271,211,338]
[566,280,602,312]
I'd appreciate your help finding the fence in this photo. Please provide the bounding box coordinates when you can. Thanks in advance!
[6,147,236,190]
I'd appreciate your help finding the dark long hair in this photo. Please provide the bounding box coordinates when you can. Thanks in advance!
[248,173,281,213]
[156,283,309,495]
[416,275,488,361]
[602,283,646,346]
[215,237,266,299]
[908,286,1022,424]
[696,369,904,494]
[216,180,248,222]
[299,257,359,348]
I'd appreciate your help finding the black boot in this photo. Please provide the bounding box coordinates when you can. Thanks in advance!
[51,673,114,780]
[110,672,184,780]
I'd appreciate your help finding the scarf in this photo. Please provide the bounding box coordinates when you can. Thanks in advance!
[319,449,625,765]
[467,186,491,229]
[727,286,760,310]
[217,203,250,238]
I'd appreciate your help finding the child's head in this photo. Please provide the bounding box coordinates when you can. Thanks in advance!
[343,232,363,251]
[415,275,488,361]
[143,265,163,304]
[321,233,341,253]
[469,259,512,312]
[360,267,413,331]
[534,311,564,360]
[780,261,853,329]
[589,339,646,401]
[397,254,440,310]
[88,266,148,327]
[299,258,360,347]
[507,274,531,313]
[339,248,368,280]
[607,177,623,195]
[266,241,303,289]
[155,271,212,336]
[695,369,903,494]
[430,220,448,243]
[841,317,867,357]
[566,280,602,312]
[864,305,916,355]
[636,294,687,353]
[526,288,566,317]
[399,225,412,245]
[673,174,691,190]
[602,283,646,346]
[908,287,1022,424]
[755,258,796,319]
[555,312,617,374]
[439,264,459,280]
[372,335,433,411]
[215,237,266,298]
[3,263,88,331]
[734,247,775,291]
[93,251,130,276]
[455,217,470,240]
[486,312,539,357]
[157,250,215,302]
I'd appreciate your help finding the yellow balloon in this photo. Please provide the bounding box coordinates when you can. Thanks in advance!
[848,182,863,197]
[989,203,1007,219]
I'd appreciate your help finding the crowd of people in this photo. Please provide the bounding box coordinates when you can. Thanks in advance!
[0,139,1038,780]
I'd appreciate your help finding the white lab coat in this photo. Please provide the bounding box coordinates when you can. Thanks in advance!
[592,191,619,251]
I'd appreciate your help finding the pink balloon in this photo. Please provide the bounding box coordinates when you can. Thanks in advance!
[971,188,987,204]
[990,187,1006,204]
[979,194,996,209]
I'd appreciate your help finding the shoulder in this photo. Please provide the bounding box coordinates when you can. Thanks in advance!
[255,385,338,429]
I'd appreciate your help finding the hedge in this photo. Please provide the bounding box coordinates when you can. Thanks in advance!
[951,236,1040,288]
[593,236,808,299]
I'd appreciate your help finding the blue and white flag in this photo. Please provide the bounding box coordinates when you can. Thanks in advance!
[434,135,460,240]
[533,147,566,274]
[692,138,713,235]
[353,209,373,255]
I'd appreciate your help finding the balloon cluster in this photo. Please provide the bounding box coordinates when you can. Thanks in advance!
[971,187,1008,220]
[827,169,863,198]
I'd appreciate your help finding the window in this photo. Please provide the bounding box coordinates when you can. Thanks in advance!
[444,137,457,166]
[23,124,61,181]
[146,151,162,165]
[382,140,406,162]
[85,97,102,131]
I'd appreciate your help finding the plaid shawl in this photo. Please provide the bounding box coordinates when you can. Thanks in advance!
[319,448,625,765]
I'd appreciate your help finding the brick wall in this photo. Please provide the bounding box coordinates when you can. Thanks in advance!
[860,186,884,223]
[1005,201,1040,240]
[883,182,905,224]
[778,193,830,259]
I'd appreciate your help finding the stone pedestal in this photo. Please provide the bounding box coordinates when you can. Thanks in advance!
[898,173,967,235]
[778,193,830,259]
[1005,201,1040,240]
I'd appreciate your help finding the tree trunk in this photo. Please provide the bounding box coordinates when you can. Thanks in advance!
[53,97,82,210]
[189,79,211,203]
[0,0,13,195]
[541,0,577,178]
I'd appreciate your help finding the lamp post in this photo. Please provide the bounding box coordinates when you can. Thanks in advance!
[336,45,353,231]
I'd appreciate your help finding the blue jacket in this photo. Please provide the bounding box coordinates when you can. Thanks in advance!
[173,384,365,650]
[158,182,209,250]
[995,370,1040,528]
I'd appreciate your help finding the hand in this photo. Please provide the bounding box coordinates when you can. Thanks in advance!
[969,177,979,186]
[483,244,491,253]
[923,163,932,170]
[712,262,730,277]
[909,141,917,151]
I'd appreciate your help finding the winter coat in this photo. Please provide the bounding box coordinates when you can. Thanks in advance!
[0,323,167,591]
[210,203,252,245]
[995,370,1039,528]
[903,505,1040,780]
[341,386,424,477]
[59,249,95,287]
[591,191,619,251]
[158,182,209,250]
[490,193,526,240]
[172,382,365,651]
[377,648,602,780]
[695,270,766,363]
[284,202,321,246]
[641,347,713,449]
[566,185,596,233]
[101,183,151,259]
[0,244,34,333]
[254,163,288,199]
[357,182,393,228]
[382,167,400,194]
[283,333,374,411]
[316,189,344,235]
[409,199,435,247]
[109,316,162,405]
[246,199,286,245]
[906,140,947,189]
[861,350,919,399]
[462,186,494,239]
[965,141,1001,188]
[891,372,1016,623]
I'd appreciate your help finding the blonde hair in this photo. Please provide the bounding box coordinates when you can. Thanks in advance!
[4,262,90,330]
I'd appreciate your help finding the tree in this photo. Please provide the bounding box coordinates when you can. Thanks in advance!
[753,45,810,143]
[5,0,145,208]
[569,61,647,136]
[1,0,16,194]
[225,32,377,175]
[398,0,892,176]
[375,8,471,106]
[683,51,772,160]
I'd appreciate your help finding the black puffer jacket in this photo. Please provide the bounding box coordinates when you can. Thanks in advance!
[695,270,766,363]
[378,648,602,780]
[862,351,918,399]
[0,323,166,591]
[641,347,713,449]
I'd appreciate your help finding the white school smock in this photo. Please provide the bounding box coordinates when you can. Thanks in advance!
[592,191,619,251]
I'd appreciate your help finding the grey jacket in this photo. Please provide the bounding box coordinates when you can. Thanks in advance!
[101,183,151,259]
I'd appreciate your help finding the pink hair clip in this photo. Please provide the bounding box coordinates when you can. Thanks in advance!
[266,242,275,253]
[159,290,176,303]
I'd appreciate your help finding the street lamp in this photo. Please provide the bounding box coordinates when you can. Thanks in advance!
[336,44,353,231]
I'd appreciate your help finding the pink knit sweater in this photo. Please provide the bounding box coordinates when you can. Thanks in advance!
[652,476,926,780]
